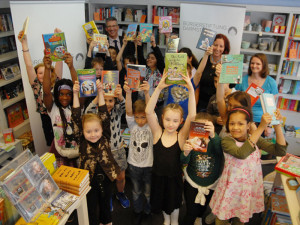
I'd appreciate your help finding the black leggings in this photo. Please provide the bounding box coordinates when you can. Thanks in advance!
[40,113,54,146]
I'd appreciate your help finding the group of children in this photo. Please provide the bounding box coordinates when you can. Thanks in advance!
[18,22,288,225]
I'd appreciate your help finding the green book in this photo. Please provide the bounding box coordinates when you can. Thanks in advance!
[219,54,244,84]
[165,53,187,84]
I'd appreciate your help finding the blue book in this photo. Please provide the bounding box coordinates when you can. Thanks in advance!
[260,93,280,125]
[126,24,138,41]
[196,28,216,51]
[219,54,244,84]
[140,23,153,43]
[77,69,97,97]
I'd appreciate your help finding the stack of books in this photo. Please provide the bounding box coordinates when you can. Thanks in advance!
[40,153,57,175]
[52,165,90,196]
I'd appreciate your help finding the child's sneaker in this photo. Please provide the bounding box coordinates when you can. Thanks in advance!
[116,192,130,208]
[110,197,113,212]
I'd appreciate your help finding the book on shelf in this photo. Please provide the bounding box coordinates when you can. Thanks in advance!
[165,53,187,84]
[196,28,217,51]
[40,153,57,175]
[93,33,108,53]
[140,23,153,43]
[2,128,14,144]
[188,121,209,152]
[6,103,24,128]
[77,69,97,98]
[42,32,67,62]
[219,54,244,84]
[245,83,264,107]
[101,70,119,97]
[126,24,138,41]
[52,165,89,188]
[244,12,251,30]
[82,20,99,39]
[19,17,29,41]
[272,14,286,30]
[294,15,300,37]
[270,193,290,217]
[275,153,300,178]
[124,8,134,22]
[126,64,146,91]
[159,16,172,33]
[260,93,280,126]
[140,14,147,23]
[168,7,180,24]
[167,38,180,53]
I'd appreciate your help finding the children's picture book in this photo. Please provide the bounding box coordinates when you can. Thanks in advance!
[165,53,187,84]
[77,69,97,98]
[101,71,119,96]
[3,128,14,144]
[92,33,108,53]
[196,28,217,51]
[126,24,138,41]
[260,93,280,125]
[188,121,209,152]
[272,14,286,29]
[219,54,244,84]
[140,23,153,43]
[167,38,180,53]
[6,103,24,128]
[159,16,172,33]
[19,17,29,41]
[126,64,146,91]
[42,32,67,62]
[275,153,300,178]
[82,20,99,39]
[51,191,79,213]
[245,83,265,106]
[270,193,290,216]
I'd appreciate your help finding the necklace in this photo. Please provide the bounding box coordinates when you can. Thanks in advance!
[211,55,221,70]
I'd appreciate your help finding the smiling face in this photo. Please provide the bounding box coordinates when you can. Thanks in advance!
[94,63,103,79]
[83,120,103,143]
[109,48,117,62]
[58,89,72,108]
[146,53,157,69]
[106,20,119,39]
[104,96,116,113]
[213,38,225,58]
[250,56,263,75]
[37,66,45,83]
[228,112,250,141]
[162,109,183,133]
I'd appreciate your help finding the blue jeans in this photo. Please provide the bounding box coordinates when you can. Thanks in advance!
[128,164,152,214]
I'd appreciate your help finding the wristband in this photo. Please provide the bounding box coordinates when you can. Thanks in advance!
[22,49,29,52]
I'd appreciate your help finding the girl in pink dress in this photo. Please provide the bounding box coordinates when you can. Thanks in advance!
[210,107,287,225]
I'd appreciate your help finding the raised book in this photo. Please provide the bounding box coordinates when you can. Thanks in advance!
[93,33,108,53]
[19,17,29,41]
[126,64,146,91]
[219,54,244,84]
[140,23,153,43]
[196,28,217,51]
[82,20,99,39]
[101,71,119,96]
[159,16,172,33]
[42,32,67,62]
[275,153,300,178]
[260,93,280,125]
[77,69,97,97]
[126,24,138,41]
[167,38,180,53]
[165,53,187,84]
[245,83,264,106]
[188,121,209,152]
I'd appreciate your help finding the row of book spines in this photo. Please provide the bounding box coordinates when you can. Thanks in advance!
[94,7,146,22]
[152,6,180,24]
[278,80,300,95]
[289,14,300,37]
[52,167,89,188]
[276,97,300,112]
[56,183,90,196]
[0,14,13,32]
[281,61,300,76]
[52,173,88,188]
[285,40,300,58]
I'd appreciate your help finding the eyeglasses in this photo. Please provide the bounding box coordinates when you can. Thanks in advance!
[106,25,118,28]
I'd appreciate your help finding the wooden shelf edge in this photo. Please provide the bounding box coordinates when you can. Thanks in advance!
[0,74,22,88]
[2,92,25,109]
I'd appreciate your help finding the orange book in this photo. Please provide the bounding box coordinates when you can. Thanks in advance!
[245,83,264,106]
[6,103,24,128]
[140,15,146,23]
[153,16,159,25]
[188,121,209,152]
[94,12,100,21]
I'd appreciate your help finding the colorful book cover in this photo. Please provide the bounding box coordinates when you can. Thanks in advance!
[260,93,280,125]
[51,191,79,213]
[126,24,138,41]
[22,155,47,185]
[159,16,172,33]
[6,103,24,128]
[165,53,187,84]
[140,23,153,43]
[42,32,67,62]
[19,17,29,41]
[270,193,290,216]
[219,54,244,84]
[275,153,300,178]
[82,20,99,39]
[77,69,97,98]
[272,14,286,29]
[126,64,146,91]
[3,128,14,144]
[167,38,180,53]
[92,33,108,53]
[196,28,217,51]
[101,71,119,96]
[188,121,209,152]
[245,83,265,106]
[36,173,59,201]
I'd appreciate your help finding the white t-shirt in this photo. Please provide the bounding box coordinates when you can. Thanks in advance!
[126,115,153,167]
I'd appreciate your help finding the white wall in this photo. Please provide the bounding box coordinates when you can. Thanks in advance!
[10,1,87,156]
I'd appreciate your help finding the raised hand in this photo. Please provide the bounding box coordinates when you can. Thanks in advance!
[54,28,62,33]
[204,121,215,138]
[260,113,273,129]
[205,45,213,56]
[215,64,222,77]
[96,79,103,93]
[18,31,26,43]
[73,81,80,94]
[140,81,150,94]
[123,81,132,94]
[64,52,73,68]
[179,73,194,90]
[150,34,156,47]
[114,84,123,100]
[183,140,193,156]
[157,70,171,90]
[43,53,52,69]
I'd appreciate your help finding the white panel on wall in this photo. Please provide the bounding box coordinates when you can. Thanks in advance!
[180,3,245,60]
[10,1,87,156]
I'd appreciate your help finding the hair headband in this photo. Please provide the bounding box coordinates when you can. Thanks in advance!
[231,108,250,118]
[58,85,72,91]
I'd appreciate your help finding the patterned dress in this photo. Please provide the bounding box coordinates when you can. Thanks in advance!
[209,139,264,223]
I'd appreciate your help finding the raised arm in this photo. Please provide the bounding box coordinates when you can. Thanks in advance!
[140,80,150,104]
[64,52,77,83]
[193,46,213,87]
[42,53,54,112]
[137,36,146,65]
[73,81,80,108]
[124,81,133,116]
[151,35,165,74]
[215,64,227,122]
[116,35,128,72]
[54,28,63,79]
[97,80,105,107]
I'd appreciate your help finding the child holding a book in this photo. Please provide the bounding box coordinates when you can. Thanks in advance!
[181,112,223,225]
[85,85,130,208]
[124,81,153,225]
[145,72,196,225]
[18,29,62,146]
[72,79,120,225]
[210,107,287,225]
[43,52,79,167]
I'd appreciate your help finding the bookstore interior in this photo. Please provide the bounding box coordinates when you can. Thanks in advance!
[0,0,300,224]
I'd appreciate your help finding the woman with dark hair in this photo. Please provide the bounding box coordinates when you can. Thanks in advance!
[179,47,198,77]
[193,34,231,112]
[235,53,278,124]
